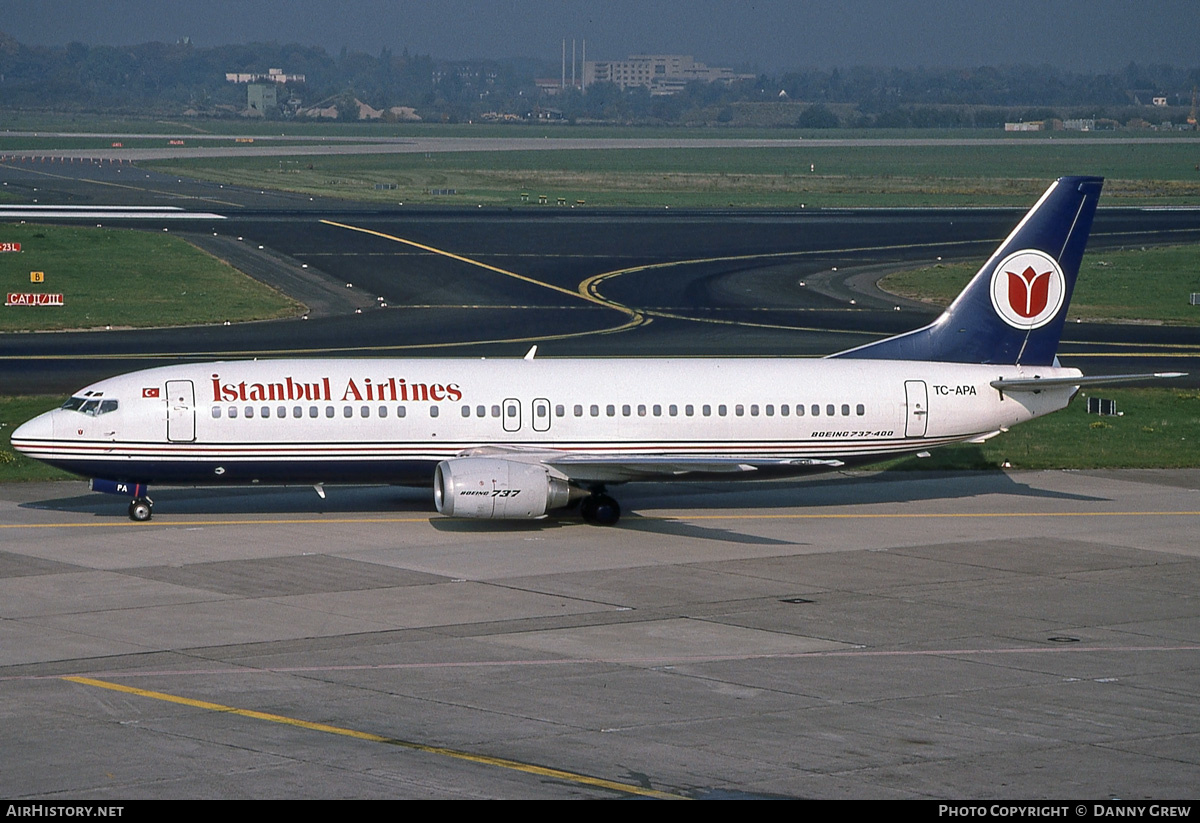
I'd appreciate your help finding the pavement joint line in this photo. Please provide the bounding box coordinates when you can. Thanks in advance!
[12,641,1200,685]
[3,510,1199,529]
[60,676,687,800]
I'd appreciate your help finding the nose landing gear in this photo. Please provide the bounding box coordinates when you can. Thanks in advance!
[90,480,154,522]
[128,497,153,522]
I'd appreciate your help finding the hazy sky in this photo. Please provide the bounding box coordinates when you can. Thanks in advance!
[4,0,1198,72]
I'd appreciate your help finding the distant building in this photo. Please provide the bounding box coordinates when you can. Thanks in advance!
[226,68,305,84]
[246,84,277,116]
[583,55,753,95]
[1004,121,1043,132]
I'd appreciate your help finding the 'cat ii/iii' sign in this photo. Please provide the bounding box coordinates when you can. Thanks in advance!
[6,293,64,306]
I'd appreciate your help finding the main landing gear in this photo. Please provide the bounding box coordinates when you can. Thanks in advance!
[579,492,621,526]
[128,497,153,522]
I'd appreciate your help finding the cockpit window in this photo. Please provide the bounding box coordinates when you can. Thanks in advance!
[62,397,118,416]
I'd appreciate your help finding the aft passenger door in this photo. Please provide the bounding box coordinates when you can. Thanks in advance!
[904,380,928,437]
[166,380,196,442]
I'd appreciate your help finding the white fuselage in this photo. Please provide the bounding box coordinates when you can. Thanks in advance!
[12,357,1079,487]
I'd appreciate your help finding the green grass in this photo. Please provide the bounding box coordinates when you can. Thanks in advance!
[881,244,1200,325]
[0,224,303,331]
[144,141,1200,207]
[4,388,1196,485]
[881,388,1200,470]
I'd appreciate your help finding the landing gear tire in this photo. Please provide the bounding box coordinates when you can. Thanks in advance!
[580,493,621,526]
[128,498,153,522]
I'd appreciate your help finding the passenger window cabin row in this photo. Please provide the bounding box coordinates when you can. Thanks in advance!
[524,403,868,419]
[210,402,868,421]
[214,404,410,420]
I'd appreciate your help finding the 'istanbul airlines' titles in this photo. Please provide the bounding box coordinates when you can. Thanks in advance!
[209,373,463,404]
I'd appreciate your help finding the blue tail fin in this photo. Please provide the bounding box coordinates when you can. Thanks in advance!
[833,176,1103,366]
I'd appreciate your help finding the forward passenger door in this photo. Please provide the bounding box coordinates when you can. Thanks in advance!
[166,380,196,442]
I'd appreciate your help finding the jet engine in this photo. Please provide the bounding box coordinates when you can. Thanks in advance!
[434,457,578,519]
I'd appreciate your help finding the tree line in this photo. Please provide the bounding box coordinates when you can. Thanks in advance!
[0,31,1196,127]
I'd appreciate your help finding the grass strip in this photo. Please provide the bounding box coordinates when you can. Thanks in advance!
[881,244,1200,325]
[0,224,303,332]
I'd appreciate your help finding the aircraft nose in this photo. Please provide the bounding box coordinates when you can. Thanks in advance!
[10,411,55,453]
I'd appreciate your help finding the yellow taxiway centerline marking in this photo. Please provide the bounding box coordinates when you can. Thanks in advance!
[4,511,1199,530]
[320,219,649,335]
[62,676,686,800]
[578,233,1200,339]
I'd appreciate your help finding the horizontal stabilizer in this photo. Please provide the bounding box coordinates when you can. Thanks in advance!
[990,372,1185,392]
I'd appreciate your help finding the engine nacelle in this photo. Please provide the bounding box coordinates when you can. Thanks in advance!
[434,457,577,519]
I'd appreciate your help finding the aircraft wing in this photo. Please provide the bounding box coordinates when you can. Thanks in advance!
[456,445,843,483]
[545,454,845,483]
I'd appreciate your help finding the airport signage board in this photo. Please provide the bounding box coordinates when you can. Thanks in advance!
[0,242,21,252]
[6,293,64,306]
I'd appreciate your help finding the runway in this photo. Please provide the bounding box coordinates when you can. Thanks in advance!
[2,470,1198,798]
[4,132,1199,163]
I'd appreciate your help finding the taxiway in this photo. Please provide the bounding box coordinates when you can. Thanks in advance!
[2,470,1198,798]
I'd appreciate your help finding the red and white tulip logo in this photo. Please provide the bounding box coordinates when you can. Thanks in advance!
[989,249,1065,329]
